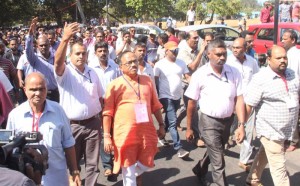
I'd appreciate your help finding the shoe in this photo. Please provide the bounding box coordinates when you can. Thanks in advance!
[177,148,189,158]
[196,139,206,147]
[104,169,112,177]
[238,162,251,173]
[158,138,170,146]
[285,145,297,152]
[192,162,207,185]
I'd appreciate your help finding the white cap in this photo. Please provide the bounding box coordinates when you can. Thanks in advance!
[149,30,157,36]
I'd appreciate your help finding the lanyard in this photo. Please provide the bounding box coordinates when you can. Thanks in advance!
[280,75,289,92]
[122,75,140,100]
[32,112,42,132]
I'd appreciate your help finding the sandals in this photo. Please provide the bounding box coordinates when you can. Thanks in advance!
[104,169,112,177]
[246,178,263,186]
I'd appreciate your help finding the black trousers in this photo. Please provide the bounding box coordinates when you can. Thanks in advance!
[196,112,233,186]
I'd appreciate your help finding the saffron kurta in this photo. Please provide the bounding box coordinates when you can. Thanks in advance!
[103,74,162,174]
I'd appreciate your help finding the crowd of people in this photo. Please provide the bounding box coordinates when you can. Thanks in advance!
[0,5,299,186]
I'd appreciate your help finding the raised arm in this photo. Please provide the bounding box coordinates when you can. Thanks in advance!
[54,22,79,76]
[25,17,38,66]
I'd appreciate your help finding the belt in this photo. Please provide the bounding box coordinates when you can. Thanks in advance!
[70,116,96,125]
[206,114,233,121]
[47,89,58,94]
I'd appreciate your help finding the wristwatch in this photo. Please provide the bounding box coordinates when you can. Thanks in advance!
[238,122,245,128]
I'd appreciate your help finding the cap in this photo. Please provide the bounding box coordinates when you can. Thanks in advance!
[164,41,178,50]
[239,30,254,38]
[149,30,157,36]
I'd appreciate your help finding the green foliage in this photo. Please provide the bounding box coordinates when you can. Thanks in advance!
[208,0,242,18]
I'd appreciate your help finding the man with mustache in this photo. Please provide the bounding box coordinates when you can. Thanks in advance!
[245,46,298,186]
[227,38,259,172]
[25,17,59,102]
[54,22,103,186]
[88,41,120,177]
[281,29,300,152]
[185,39,246,186]
[102,51,165,185]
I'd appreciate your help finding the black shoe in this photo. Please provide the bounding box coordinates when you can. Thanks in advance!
[192,163,207,185]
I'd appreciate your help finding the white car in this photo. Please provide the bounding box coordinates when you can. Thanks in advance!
[176,24,240,47]
[118,24,164,38]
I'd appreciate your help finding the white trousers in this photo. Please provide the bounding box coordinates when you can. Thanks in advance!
[122,161,150,186]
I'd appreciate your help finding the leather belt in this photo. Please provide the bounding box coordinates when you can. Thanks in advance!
[70,116,96,125]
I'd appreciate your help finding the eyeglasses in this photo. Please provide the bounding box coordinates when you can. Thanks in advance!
[39,44,49,47]
[122,60,138,66]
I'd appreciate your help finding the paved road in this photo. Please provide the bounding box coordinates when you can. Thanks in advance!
[80,117,300,186]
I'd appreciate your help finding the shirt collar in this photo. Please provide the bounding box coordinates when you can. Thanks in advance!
[24,100,55,117]
[69,62,91,75]
[266,65,293,80]
[206,62,231,76]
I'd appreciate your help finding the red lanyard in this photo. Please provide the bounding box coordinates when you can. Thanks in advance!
[280,75,289,92]
[32,112,42,132]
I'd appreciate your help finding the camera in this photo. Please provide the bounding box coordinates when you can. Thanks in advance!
[0,130,48,175]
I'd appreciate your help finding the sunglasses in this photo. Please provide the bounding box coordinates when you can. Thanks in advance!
[170,48,179,55]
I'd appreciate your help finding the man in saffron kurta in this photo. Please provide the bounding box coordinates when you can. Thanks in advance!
[103,51,165,186]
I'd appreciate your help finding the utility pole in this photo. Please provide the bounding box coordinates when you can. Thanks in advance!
[106,0,109,26]
[274,0,279,44]
[76,0,87,24]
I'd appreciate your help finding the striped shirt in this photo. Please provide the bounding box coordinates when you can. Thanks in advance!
[0,57,16,82]
[244,67,299,140]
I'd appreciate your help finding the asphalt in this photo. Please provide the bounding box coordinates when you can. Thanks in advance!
[80,117,300,186]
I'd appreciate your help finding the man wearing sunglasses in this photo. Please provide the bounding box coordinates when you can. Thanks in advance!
[154,41,191,158]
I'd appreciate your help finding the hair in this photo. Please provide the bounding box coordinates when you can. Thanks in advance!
[134,42,147,50]
[204,32,214,40]
[284,29,298,43]
[94,41,108,51]
[123,31,130,37]
[178,31,186,40]
[70,41,86,54]
[186,31,196,40]
[47,29,56,37]
[118,51,133,65]
[136,35,148,44]
[207,39,226,52]
[158,33,169,44]
[9,37,18,44]
[129,26,135,31]
[166,27,175,35]
[95,30,105,36]
[267,47,272,58]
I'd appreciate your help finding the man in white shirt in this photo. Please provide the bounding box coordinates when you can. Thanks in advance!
[88,41,120,177]
[185,39,246,186]
[154,41,191,158]
[134,43,155,84]
[227,38,259,172]
[281,29,300,152]
[116,31,135,56]
[186,5,196,25]
[54,22,103,186]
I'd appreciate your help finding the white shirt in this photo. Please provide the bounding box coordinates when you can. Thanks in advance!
[7,100,75,186]
[154,58,189,100]
[17,53,33,77]
[187,10,196,22]
[185,63,243,118]
[227,54,259,92]
[88,58,121,95]
[156,45,165,60]
[0,70,13,92]
[55,63,102,120]
[287,46,300,76]
[116,40,135,55]
[87,44,117,62]
[138,61,156,85]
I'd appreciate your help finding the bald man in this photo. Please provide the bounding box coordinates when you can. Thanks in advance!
[7,72,80,186]
[25,17,59,102]
[227,37,259,171]
[245,46,298,186]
